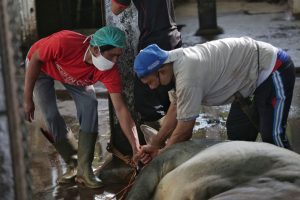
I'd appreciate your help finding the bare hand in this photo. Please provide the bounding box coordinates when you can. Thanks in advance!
[24,98,35,122]
[140,145,161,164]
[132,148,152,166]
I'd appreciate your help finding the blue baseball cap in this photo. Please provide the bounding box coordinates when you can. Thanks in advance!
[134,44,168,78]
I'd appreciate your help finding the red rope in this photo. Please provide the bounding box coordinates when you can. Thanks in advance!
[106,142,144,199]
[108,170,137,200]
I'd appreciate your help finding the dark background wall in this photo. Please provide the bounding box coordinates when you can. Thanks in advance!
[35,0,104,38]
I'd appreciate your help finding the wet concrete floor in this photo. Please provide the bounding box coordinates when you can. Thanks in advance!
[28,0,300,199]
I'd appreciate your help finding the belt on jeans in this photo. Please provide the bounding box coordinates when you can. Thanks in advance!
[272,50,289,72]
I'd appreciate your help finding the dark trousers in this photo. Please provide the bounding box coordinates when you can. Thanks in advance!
[226,53,295,149]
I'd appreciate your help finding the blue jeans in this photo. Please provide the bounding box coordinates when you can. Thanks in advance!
[34,73,98,142]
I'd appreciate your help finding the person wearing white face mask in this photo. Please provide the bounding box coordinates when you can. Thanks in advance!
[24,26,149,188]
[86,39,117,71]
[90,48,115,71]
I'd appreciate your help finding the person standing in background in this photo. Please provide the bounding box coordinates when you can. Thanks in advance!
[111,0,182,130]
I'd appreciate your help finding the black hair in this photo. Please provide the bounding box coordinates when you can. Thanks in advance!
[99,45,115,52]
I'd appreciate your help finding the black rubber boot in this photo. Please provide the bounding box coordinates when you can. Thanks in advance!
[76,130,104,188]
[54,135,77,184]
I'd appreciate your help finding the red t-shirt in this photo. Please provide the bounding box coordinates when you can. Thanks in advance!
[27,30,122,93]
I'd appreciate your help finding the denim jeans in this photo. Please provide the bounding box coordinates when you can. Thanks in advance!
[34,73,98,142]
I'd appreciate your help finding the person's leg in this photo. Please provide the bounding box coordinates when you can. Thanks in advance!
[34,74,77,183]
[64,84,98,133]
[34,74,68,141]
[226,101,258,141]
[64,84,103,188]
[256,58,295,149]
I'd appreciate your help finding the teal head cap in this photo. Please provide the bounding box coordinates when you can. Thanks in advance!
[90,26,126,48]
[134,44,168,78]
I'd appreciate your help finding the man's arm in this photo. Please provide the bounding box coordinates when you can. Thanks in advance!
[141,106,195,161]
[109,93,141,155]
[164,119,195,148]
[150,102,177,147]
[24,50,43,122]
[111,0,130,15]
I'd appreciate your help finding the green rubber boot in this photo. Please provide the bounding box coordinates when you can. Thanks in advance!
[54,134,78,184]
[76,130,104,188]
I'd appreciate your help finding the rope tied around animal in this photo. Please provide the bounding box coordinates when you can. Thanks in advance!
[106,142,143,200]
[106,142,137,168]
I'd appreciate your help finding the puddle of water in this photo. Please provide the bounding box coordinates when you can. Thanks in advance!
[193,105,229,141]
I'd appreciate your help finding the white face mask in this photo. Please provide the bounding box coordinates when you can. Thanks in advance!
[90,49,115,71]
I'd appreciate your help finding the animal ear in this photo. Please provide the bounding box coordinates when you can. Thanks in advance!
[140,124,158,145]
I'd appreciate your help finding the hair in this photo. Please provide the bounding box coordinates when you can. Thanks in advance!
[99,45,115,52]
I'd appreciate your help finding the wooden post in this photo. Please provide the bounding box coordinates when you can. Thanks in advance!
[0,0,31,199]
[195,0,223,36]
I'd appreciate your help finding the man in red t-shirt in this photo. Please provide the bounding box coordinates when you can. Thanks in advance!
[24,26,148,188]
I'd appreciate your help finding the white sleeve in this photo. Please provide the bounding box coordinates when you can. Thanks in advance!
[176,83,202,121]
[168,89,177,105]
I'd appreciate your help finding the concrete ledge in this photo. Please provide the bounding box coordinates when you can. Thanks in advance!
[56,89,108,101]
[289,0,300,15]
